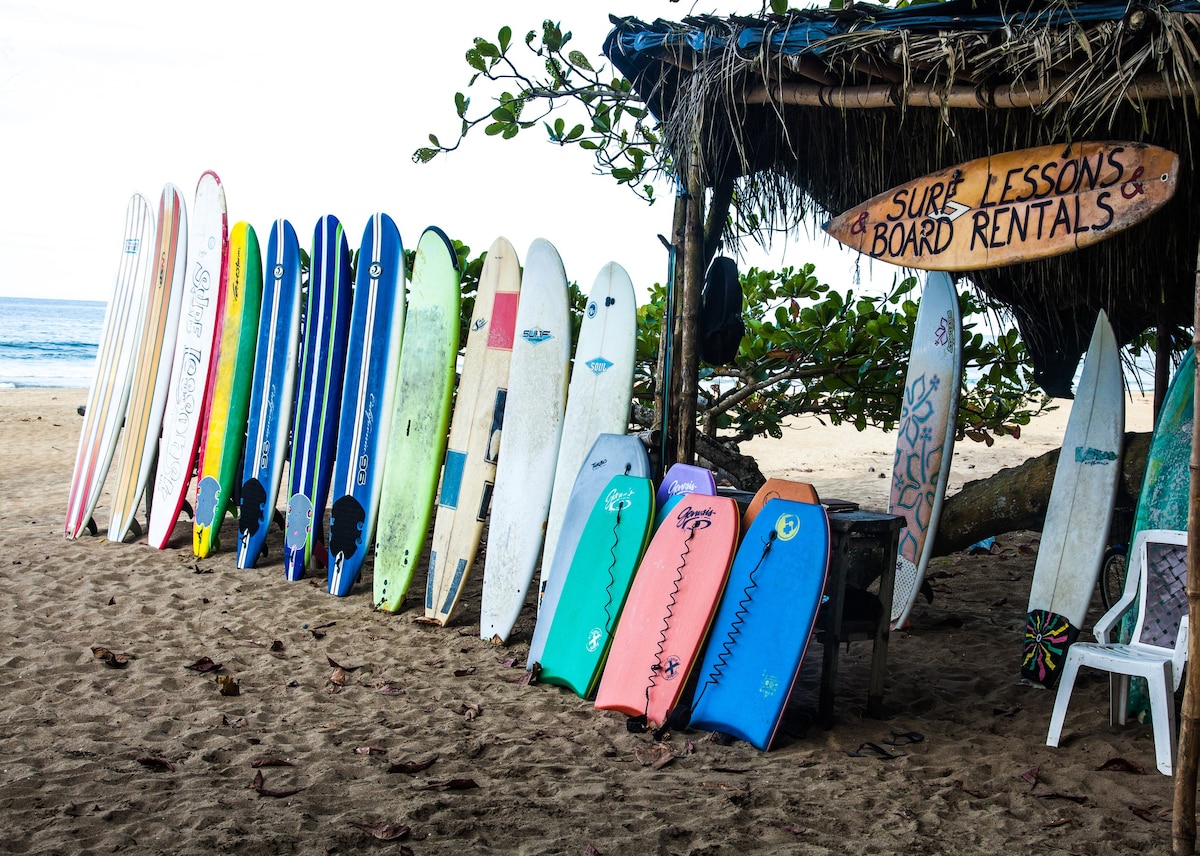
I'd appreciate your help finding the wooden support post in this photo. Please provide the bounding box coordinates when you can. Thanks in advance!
[656,191,688,473]
[1156,301,1173,421]
[1171,246,1200,856]
[673,159,706,466]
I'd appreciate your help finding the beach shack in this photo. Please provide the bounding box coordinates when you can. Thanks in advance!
[600,2,1200,849]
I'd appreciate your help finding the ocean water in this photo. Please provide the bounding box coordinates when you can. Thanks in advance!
[0,297,105,388]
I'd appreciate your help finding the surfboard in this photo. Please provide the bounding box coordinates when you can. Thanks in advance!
[65,193,155,539]
[193,221,263,557]
[479,238,572,644]
[889,271,963,628]
[284,215,354,581]
[653,463,718,530]
[527,433,651,668]
[536,474,655,697]
[326,213,405,597]
[1132,347,1195,537]
[741,477,821,532]
[373,226,461,613]
[1022,311,1124,688]
[688,499,831,750]
[147,171,229,550]
[236,220,303,570]
[1123,347,1194,718]
[595,494,739,726]
[656,462,717,509]
[426,236,521,623]
[107,184,188,542]
[539,263,638,601]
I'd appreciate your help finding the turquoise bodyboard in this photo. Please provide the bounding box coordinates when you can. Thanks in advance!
[537,474,655,697]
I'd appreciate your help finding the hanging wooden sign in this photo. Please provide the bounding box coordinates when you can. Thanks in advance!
[823,142,1179,271]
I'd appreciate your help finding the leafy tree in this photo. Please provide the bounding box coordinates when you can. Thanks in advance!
[415,16,1049,467]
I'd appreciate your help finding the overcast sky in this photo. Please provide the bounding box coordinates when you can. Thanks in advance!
[1,0,891,304]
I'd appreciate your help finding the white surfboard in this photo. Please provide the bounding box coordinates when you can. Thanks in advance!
[537,262,637,602]
[65,193,155,539]
[889,270,963,628]
[147,171,229,549]
[425,236,522,624]
[1022,310,1123,688]
[107,185,189,542]
[479,238,572,644]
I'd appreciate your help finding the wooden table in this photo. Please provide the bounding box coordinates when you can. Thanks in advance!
[816,509,904,728]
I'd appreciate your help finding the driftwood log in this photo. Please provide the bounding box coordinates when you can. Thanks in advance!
[933,431,1151,556]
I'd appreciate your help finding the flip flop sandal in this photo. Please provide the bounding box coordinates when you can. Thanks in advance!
[846,741,904,760]
[882,731,925,746]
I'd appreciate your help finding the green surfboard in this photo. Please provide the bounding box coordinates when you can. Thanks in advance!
[537,474,654,697]
[373,227,461,612]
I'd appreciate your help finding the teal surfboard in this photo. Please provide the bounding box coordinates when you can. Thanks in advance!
[373,227,461,613]
[536,474,655,697]
[527,433,651,668]
[688,499,831,750]
[1124,347,1194,718]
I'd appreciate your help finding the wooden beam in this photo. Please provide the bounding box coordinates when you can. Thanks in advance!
[741,74,1182,110]
[674,158,706,466]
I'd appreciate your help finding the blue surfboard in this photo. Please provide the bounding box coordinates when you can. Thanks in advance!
[283,215,354,581]
[237,219,303,569]
[688,499,830,750]
[327,213,405,596]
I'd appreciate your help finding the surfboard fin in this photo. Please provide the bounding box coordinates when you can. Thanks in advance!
[273,509,285,531]
[85,517,98,537]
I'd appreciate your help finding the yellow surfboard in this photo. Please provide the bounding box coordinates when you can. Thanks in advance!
[194,222,263,557]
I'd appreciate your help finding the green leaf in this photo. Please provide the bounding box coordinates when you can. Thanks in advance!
[475,38,499,59]
[542,20,563,52]
[428,133,440,147]
[465,48,485,73]
[454,91,468,117]
[564,123,585,142]
[484,121,505,136]
[498,25,512,52]
[413,147,438,164]
[568,49,594,71]
[491,106,514,123]
[771,0,789,11]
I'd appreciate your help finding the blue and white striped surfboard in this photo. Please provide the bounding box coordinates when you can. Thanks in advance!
[327,213,405,596]
[283,215,353,581]
[237,219,303,569]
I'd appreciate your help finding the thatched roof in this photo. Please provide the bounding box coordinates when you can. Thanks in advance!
[604,0,1200,395]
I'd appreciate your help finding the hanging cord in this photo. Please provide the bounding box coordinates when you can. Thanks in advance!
[640,521,697,725]
[684,528,777,721]
[599,500,625,655]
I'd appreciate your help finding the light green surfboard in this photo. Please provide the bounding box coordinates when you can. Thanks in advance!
[373,227,461,612]
[537,474,655,698]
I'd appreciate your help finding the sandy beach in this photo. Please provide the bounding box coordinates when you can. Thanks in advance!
[0,387,1176,855]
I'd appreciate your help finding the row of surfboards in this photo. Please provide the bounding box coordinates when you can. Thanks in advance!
[63,173,646,639]
[528,442,832,749]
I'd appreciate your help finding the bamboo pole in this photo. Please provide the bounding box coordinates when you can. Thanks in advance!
[1157,303,1174,421]
[740,74,1180,110]
[674,158,706,466]
[1172,245,1200,855]
[655,191,689,475]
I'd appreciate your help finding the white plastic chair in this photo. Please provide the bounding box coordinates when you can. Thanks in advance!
[1046,528,1189,776]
